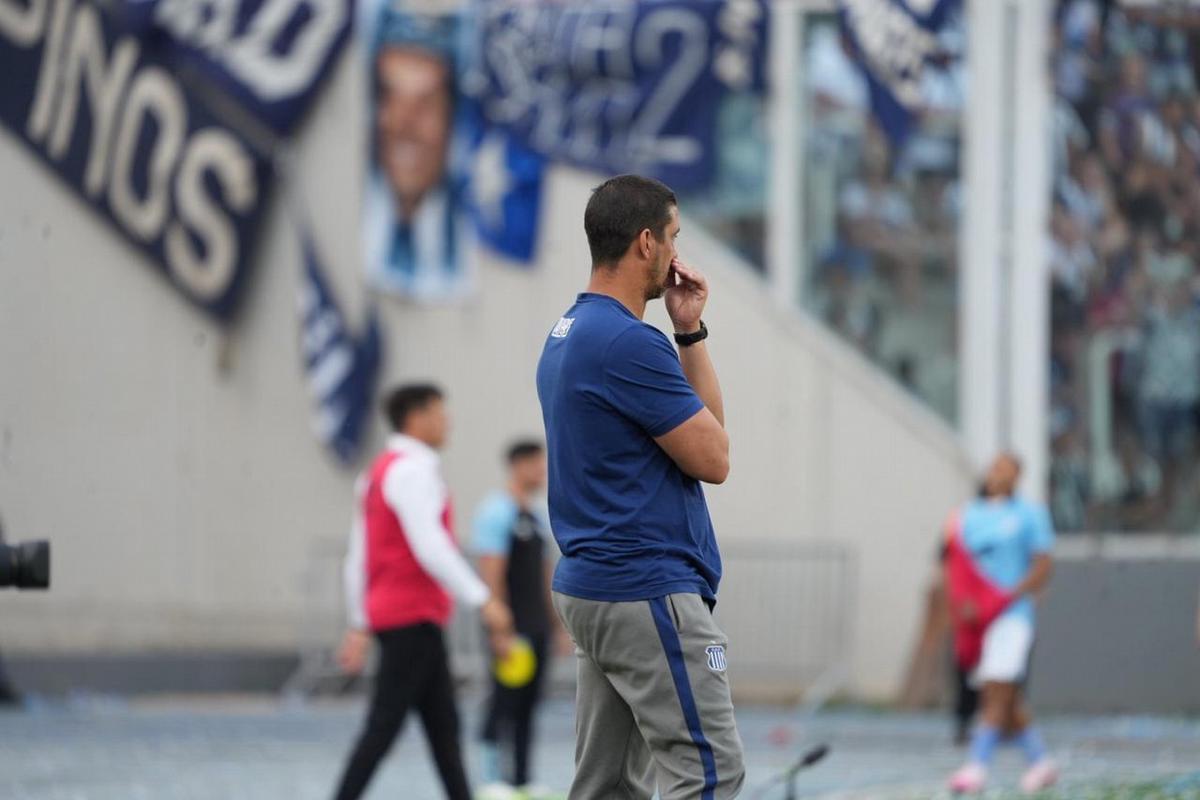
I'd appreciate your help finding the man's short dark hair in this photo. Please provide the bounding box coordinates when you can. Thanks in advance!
[383,383,443,431]
[506,439,544,465]
[584,175,677,267]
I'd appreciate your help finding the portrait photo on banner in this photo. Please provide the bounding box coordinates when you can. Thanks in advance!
[361,0,474,302]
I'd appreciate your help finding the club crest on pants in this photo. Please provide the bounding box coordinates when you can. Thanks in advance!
[705,644,727,672]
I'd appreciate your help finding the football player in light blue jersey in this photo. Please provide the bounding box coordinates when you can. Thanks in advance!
[949,454,1058,795]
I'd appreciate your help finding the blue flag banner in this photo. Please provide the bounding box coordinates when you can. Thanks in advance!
[461,102,545,264]
[360,1,546,272]
[117,0,354,136]
[838,0,961,147]
[0,0,275,320]
[298,227,382,464]
[464,0,768,192]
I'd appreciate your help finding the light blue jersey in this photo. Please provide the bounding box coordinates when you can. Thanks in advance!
[960,495,1055,624]
[473,491,521,556]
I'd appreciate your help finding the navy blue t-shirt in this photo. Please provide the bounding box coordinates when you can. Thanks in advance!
[535,292,722,602]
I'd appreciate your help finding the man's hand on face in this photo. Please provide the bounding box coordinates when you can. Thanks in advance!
[664,257,709,335]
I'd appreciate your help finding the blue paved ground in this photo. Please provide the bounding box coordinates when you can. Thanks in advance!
[1,692,1198,799]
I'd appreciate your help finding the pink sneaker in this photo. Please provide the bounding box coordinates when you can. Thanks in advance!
[1020,759,1059,794]
[948,762,987,794]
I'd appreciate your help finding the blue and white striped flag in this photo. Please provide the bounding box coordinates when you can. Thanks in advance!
[297,228,383,464]
[839,0,962,148]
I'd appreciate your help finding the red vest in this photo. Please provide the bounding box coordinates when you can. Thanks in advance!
[944,509,1014,669]
[363,450,457,630]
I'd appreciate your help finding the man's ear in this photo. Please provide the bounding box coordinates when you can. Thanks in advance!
[638,228,654,260]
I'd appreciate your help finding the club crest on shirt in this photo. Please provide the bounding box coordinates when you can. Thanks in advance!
[513,515,538,541]
[551,317,575,338]
[705,645,727,673]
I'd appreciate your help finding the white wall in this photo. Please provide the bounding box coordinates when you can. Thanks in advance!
[0,49,972,699]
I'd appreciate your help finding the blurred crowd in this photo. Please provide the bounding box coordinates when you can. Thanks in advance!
[803,15,963,424]
[682,13,963,423]
[1049,1,1200,533]
[681,7,1200,534]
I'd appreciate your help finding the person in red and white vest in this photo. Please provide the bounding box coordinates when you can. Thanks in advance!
[333,383,513,800]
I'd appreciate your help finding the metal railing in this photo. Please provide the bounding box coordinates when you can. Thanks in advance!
[715,539,857,707]
[282,536,353,698]
[284,536,857,707]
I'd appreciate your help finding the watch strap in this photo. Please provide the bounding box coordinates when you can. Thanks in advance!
[673,320,708,347]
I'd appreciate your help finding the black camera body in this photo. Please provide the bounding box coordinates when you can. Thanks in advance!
[0,518,50,590]
[0,540,50,589]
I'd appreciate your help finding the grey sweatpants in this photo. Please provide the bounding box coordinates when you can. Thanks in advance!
[553,592,746,800]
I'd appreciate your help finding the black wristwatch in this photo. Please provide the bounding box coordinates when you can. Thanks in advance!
[674,320,708,347]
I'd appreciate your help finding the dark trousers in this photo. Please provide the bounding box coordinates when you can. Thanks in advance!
[954,665,979,739]
[334,623,470,800]
[479,634,547,787]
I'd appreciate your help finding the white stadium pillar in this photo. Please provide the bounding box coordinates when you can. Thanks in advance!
[959,0,1007,471]
[767,0,804,309]
[1008,0,1053,502]
[960,0,1051,498]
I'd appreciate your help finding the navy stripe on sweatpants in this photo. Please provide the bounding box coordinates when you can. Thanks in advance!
[649,597,718,800]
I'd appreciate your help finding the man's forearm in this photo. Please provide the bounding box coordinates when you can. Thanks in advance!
[1014,555,1054,597]
[678,341,724,427]
[478,555,509,605]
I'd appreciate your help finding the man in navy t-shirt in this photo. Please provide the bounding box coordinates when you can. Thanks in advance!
[537,175,744,799]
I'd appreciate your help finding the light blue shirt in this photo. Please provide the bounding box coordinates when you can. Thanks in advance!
[473,491,521,556]
[473,490,552,556]
[960,495,1055,624]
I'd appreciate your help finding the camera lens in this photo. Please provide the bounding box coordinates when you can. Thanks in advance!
[0,540,50,589]
[17,541,50,589]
